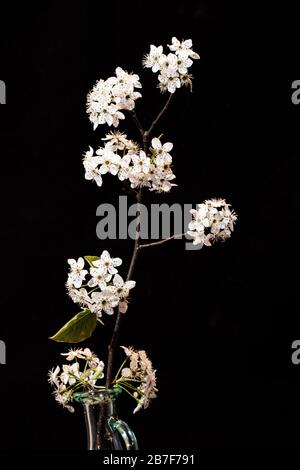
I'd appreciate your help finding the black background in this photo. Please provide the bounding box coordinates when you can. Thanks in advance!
[0,1,299,450]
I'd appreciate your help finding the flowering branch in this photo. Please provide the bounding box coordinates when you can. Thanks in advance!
[49,37,238,442]
[106,188,143,387]
[139,232,187,249]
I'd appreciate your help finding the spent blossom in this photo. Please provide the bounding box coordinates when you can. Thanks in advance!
[117,346,158,414]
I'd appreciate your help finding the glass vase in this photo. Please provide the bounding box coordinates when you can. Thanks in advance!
[74,388,138,450]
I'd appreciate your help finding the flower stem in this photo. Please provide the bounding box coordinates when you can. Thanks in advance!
[146,93,173,136]
[139,232,187,250]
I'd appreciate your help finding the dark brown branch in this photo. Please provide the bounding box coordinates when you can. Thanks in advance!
[131,110,145,138]
[105,94,175,389]
[139,233,186,249]
[146,93,173,137]
[105,188,143,389]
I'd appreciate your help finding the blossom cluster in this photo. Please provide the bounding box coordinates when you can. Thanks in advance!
[66,250,136,318]
[187,198,237,247]
[143,37,200,93]
[49,347,157,414]
[115,347,158,414]
[48,348,105,413]
[87,67,142,130]
[83,133,176,193]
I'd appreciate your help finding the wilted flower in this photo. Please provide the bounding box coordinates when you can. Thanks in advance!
[116,347,158,414]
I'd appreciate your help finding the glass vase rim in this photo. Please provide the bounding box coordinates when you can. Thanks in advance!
[73,386,121,403]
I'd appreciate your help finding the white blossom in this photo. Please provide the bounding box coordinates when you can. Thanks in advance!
[90,290,119,317]
[187,198,237,247]
[83,137,176,193]
[107,274,136,309]
[49,350,106,413]
[151,137,173,166]
[87,68,142,130]
[88,265,112,290]
[67,257,88,289]
[60,363,80,386]
[96,144,121,175]
[143,38,200,94]
[143,45,164,72]
[131,151,151,174]
[93,250,122,276]
[168,37,200,60]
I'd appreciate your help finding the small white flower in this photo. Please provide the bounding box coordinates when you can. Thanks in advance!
[149,167,177,193]
[151,137,173,166]
[93,250,122,275]
[88,265,112,290]
[96,147,121,176]
[118,154,132,181]
[83,147,103,187]
[176,50,193,74]
[131,151,151,174]
[143,45,164,72]
[67,257,88,289]
[90,290,119,317]
[168,37,200,60]
[158,70,181,94]
[109,273,136,300]
[60,363,80,386]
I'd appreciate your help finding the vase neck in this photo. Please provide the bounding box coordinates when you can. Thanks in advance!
[74,390,119,450]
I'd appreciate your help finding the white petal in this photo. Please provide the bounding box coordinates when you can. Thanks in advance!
[151,137,161,149]
[112,257,122,267]
[104,306,114,315]
[101,250,110,261]
[113,274,124,288]
[125,280,136,290]
[163,142,173,152]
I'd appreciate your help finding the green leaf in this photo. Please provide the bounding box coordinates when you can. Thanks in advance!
[84,255,100,266]
[49,309,97,343]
